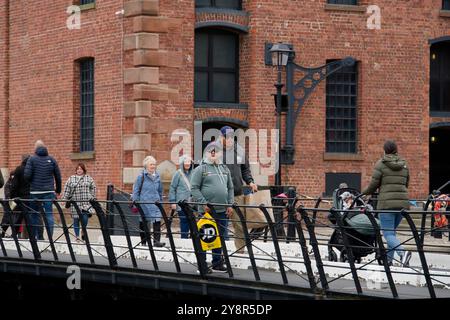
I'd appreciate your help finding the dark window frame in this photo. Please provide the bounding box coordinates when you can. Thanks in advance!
[195,0,242,10]
[79,0,95,4]
[194,29,239,103]
[325,172,361,196]
[444,0,450,10]
[327,0,358,5]
[79,58,95,152]
[430,42,450,113]
[325,60,358,153]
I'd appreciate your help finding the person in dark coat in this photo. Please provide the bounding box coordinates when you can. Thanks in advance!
[1,155,30,237]
[24,140,62,240]
[0,169,4,189]
[217,126,258,252]
[362,140,411,267]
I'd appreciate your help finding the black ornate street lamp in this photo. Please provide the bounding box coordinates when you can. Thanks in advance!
[268,42,356,185]
[270,43,293,186]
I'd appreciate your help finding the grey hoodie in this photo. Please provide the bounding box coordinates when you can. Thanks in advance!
[169,155,193,210]
[190,156,234,213]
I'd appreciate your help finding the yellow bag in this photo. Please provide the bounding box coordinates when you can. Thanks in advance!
[243,190,274,229]
[197,212,222,251]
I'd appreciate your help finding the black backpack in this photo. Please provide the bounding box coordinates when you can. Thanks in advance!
[3,174,14,199]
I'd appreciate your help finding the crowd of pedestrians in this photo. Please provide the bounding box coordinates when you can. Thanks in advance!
[0,133,417,272]
[0,140,96,242]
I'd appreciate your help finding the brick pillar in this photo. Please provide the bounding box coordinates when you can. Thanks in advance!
[0,1,9,180]
[122,0,180,185]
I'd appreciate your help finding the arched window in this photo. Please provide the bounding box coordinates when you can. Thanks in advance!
[194,29,239,103]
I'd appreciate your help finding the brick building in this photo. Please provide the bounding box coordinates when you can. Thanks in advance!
[1,0,450,199]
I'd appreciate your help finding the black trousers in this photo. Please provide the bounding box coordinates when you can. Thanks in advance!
[139,221,161,244]
[1,206,23,235]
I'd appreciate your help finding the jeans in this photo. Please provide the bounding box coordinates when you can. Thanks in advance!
[199,211,228,268]
[379,212,404,263]
[73,212,89,238]
[30,193,55,240]
[178,209,190,239]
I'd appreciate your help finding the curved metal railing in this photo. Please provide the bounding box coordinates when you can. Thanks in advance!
[1,193,450,299]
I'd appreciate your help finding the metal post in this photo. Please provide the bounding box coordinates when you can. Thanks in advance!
[179,201,208,277]
[298,206,329,290]
[54,200,76,263]
[286,187,296,240]
[259,205,288,285]
[155,201,181,273]
[401,209,436,299]
[106,184,115,235]
[274,65,283,186]
[113,201,137,268]
[208,204,234,278]
[89,199,117,268]
[232,204,260,281]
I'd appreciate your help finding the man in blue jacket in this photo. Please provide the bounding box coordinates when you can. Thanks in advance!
[24,140,62,240]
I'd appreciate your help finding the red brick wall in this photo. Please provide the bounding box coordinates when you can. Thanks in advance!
[237,0,450,199]
[0,1,9,169]
[6,0,124,198]
[3,0,450,200]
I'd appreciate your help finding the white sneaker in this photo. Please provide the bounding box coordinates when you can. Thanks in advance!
[401,251,412,267]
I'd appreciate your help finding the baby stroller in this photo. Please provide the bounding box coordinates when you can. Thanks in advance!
[328,188,382,264]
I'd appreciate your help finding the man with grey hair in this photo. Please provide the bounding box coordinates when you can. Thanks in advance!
[25,140,62,240]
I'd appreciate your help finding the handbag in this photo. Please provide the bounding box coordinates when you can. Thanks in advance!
[130,172,145,213]
[65,176,84,209]
[244,190,274,229]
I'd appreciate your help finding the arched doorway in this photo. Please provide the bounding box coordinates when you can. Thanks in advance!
[429,124,450,192]
[429,39,450,193]
[194,117,248,163]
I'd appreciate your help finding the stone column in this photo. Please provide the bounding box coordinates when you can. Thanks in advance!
[122,0,181,186]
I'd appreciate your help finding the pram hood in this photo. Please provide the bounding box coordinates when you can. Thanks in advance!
[331,187,379,236]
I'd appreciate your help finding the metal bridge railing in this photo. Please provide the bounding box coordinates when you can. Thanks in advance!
[1,195,450,299]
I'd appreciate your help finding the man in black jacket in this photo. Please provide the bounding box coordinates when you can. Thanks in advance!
[219,126,258,253]
[25,140,61,240]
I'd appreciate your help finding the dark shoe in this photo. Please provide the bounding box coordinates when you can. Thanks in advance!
[153,241,166,247]
[196,268,212,275]
[212,264,228,273]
